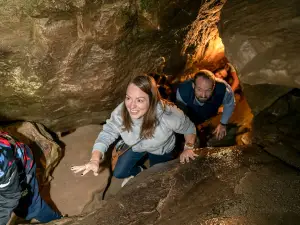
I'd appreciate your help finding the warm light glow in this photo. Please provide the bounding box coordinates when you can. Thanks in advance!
[214,36,225,50]
[200,35,225,63]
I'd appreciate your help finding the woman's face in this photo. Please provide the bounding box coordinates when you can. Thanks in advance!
[125,83,150,119]
[215,69,228,79]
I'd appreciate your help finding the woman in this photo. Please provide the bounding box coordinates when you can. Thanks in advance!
[214,63,240,92]
[71,75,198,186]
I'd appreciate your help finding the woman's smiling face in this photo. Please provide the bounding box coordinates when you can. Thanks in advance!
[125,83,150,119]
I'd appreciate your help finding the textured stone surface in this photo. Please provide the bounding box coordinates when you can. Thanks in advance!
[1,0,299,130]
[39,146,300,225]
[50,125,110,216]
[219,0,300,113]
[242,84,291,116]
[0,0,208,132]
[220,0,300,87]
[252,90,300,170]
[181,0,225,67]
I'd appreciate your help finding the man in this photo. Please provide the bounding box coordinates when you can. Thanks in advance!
[176,69,235,141]
[0,132,61,224]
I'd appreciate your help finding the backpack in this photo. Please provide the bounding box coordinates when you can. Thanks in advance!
[0,132,34,190]
[0,132,18,186]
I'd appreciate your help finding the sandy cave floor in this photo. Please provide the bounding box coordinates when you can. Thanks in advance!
[49,125,110,216]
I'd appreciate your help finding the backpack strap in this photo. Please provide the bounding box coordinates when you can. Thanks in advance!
[0,132,17,153]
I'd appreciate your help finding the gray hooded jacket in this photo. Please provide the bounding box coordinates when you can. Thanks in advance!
[93,101,196,156]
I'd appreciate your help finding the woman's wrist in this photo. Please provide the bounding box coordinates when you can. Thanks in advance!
[184,133,196,150]
[184,142,195,150]
[90,151,103,161]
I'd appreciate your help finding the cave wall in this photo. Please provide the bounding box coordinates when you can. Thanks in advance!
[219,0,300,114]
[1,0,299,131]
[0,0,206,131]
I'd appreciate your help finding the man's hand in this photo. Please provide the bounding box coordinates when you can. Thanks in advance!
[180,149,198,164]
[213,123,227,140]
[71,160,101,176]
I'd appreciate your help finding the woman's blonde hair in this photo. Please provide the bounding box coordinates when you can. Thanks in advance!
[122,74,164,139]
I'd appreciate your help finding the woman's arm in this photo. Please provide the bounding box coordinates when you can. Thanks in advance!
[92,103,124,158]
[183,133,196,148]
[180,132,198,164]
[230,71,240,92]
[71,103,123,176]
[90,151,103,162]
[164,104,198,163]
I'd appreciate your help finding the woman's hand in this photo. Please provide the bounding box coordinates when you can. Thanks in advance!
[71,160,101,176]
[180,149,198,164]
[71,151,103,176]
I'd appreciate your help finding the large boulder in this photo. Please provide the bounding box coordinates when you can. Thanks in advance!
[219,0,300,113]
[252,89,300,170]
[40,146,300,225]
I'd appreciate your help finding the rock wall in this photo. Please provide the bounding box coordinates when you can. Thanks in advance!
[252,89,300,170]
[0,0,206,131]
[219,0,300,113]
[1,0,299,130]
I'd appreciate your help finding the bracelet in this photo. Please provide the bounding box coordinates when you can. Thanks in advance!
[220,122,227,126]
[184,142,195,149]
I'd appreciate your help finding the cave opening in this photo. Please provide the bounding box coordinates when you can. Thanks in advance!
[152,35,253,149]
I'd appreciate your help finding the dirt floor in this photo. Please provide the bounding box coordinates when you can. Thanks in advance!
[49,125,110,216]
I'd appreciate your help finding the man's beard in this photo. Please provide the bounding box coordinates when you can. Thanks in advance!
[196,96,208,103]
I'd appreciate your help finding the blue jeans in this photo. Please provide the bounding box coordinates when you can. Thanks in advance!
[15,169,62,223]
[28,198,62,223]
[113,149,174,179]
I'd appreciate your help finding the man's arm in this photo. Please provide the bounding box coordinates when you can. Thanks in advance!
[213,84,235,140]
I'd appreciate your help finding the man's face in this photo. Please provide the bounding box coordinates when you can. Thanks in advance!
[193,77,214,103]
